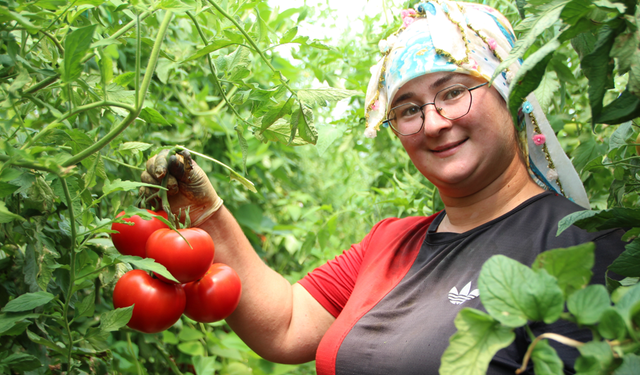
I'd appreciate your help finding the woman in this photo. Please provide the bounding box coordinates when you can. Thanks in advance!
[141,1,624,374]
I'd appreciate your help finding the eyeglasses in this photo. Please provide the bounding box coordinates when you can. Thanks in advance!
[383,82,489,136]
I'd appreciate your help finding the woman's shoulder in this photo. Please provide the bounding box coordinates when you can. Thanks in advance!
[369,213,441,235]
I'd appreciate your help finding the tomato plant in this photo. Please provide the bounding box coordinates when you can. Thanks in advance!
[183,263,242,323]
[113,270,186,334]
[146,227,215,284]
[111,209,169,258]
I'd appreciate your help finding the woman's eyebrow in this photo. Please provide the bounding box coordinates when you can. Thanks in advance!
[391,92,415,107]
[430,74,456,90]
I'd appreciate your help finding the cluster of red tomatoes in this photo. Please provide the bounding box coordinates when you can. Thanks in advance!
[110,210,241,334]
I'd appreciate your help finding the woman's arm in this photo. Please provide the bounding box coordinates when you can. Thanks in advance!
[198,206,335,363]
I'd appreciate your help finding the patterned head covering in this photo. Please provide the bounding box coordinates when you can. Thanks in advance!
[364,0,590,208]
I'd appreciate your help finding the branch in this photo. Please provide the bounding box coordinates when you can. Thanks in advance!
[516,333,584,374]
[205,0,297,97]
[22,100,137,150]
[60,11,174,168]
[185,11,252,127]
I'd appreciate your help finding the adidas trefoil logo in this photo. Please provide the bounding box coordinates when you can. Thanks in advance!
[448,281,479,305]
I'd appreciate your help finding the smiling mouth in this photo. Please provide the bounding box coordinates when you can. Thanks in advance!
[431,139,468,153]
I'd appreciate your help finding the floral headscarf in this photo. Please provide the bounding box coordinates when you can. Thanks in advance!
[364,0,590,209]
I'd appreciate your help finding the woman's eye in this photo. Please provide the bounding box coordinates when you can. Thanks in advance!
[400,105,420,118]
[441,87,466,101]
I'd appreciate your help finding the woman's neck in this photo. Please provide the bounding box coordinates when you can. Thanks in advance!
[436,160,545,233]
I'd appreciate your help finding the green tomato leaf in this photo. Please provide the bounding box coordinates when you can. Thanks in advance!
[613,353,640,375]
[26,329,66,355]
[280,26,298,44]
[614,282,640,329]
[162,330,179,345]
[116,255,178,283]
[595,89,640,125]
[610,29,637,75]
[440,308,515,375]
[567,284,610,325]
[507,40,556,121]
[226,47,252,82]
[0,313,38,335]
[139,107,170,126]
[0,7,39,34]
[316,124,344,157]
[62,25,97,83]
[158,0,194,14]
[479,255,564,327]
[598,308,627,341]
[608,120,633,151]
[575,341,614,374]
[99,305,133,332]
[291,103,317,145]
[192,355,217,375]
[178,326,204,341]
[610,238,640,277]
[296,87,360,107]
[581,25,617,127]
[178,341,206,356]
[118,141,153,153]
[493,2,566,82]
[3,292,54,312]
[102,178,164,196]
[532,243,594,298]
[255,118,310,146]
[75,290,96,318]
[185,40,237,61]
[0,201,25,223]
[558,207,640,234]
[531,339,563,375]
[260,97,294,131]
[0,352,42,372]
[534,71,560,112]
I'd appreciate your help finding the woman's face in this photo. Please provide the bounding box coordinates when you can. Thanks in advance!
[392,72,520,198]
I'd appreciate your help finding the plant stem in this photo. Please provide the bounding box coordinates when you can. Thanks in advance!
[127,332,143,375]
[39,30,64,55]
[61,178,77,375]
[135,12,141,109]
[0,155,59,174]
[154,341,185,375]
[22,100,137,149]
[205,0,297,97]
[174,145,255,192]
[185,11,252,126]
[23,10,155,96]
[516,333,584,374]
[60,11,174,168]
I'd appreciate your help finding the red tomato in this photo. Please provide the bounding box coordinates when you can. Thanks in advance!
[146,228,215,284]
[183,263,242,323]
[111,210,169,258]
[112,270,185,333]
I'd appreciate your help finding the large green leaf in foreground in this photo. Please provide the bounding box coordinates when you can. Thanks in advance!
[440,309,514,375]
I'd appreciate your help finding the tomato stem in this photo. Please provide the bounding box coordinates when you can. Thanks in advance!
[60,178,77,374]
[127,332,144,375]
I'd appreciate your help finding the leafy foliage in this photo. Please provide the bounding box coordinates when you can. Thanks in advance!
[0,0,433,373]
[445,0,640,372]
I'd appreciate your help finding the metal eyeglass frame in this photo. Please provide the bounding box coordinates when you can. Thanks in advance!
[383,81,489,136]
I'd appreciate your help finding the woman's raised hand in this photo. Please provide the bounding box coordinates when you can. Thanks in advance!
[140,149,223,226]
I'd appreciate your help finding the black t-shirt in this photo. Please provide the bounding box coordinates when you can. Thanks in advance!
[333,192,625,375]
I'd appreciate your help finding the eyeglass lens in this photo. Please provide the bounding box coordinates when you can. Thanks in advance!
[387,84,474,135]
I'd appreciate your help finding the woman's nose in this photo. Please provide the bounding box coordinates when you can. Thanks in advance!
[422,105,453,137]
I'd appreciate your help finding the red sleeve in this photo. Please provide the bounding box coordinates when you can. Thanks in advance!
[298,243,365,317]
[297,218,400,318]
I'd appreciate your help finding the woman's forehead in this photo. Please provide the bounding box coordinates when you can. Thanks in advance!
[393,72,483,103]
